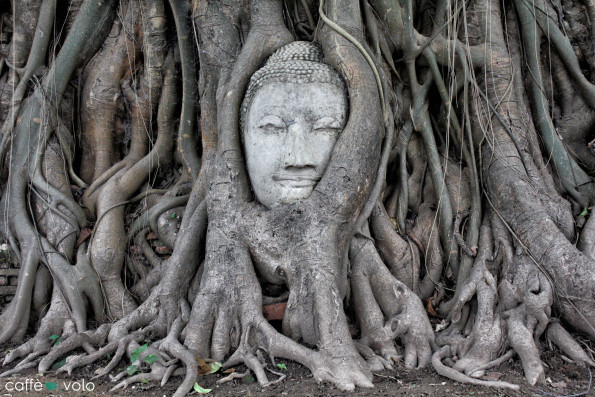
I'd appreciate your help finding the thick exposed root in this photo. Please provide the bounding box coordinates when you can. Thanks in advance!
[370,201,419,291]
[24,297,194,396]
[437,222,503,378]
[412,203,444,299]
[350,234,435,369]
[37,324,112,374]
[547,322,595,367]
[157,303,198,397]
[432,346,520,390]
[184,234,374,391]
[435,218,595,387]
[3,287,76,368]
[110,367,185,392]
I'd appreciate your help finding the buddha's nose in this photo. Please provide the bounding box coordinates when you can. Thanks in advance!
[283,120,315,169]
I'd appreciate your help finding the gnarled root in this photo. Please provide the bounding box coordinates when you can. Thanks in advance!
[435,217,594,387]
[546,322,595,367]
[350,233,434,369]
[3,286,76,370]
[432,346,520,390]
[29,290,194,397]
[184,233,373,391]
[437,222,504,379]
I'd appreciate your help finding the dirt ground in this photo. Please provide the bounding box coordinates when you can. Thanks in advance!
[0,343,593,397]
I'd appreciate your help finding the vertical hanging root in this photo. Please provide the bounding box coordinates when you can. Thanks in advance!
[370,201,419,290]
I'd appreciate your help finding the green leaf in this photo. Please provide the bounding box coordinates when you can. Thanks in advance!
[276,363,287,371]
[127,364,138,375]
[51,358,66,370]
[193,383,212,394]
[130,348,140,363]
[144,354,158,364]
[580,208,589,217]
[141,378,148,384]
[49,335,61,346]
[170,212,176,219]
[131,343,148,363]
[209,361,222,373]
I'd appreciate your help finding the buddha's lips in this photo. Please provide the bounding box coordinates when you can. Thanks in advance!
[272,173,319,187]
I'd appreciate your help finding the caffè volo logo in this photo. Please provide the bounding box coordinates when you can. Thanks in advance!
[1,378,95,393]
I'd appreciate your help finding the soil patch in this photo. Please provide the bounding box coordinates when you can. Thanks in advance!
[0,344,593,396]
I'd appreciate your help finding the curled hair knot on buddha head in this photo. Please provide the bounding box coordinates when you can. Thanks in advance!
[240,41,347,132]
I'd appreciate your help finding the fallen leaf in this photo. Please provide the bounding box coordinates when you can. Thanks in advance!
[196,357,212,376]
[76,227,92,247]
[196,357,221,376]
[127,364,138,375]
[193,382,211,394]
[209,361,222,373]
[426,298,439,317]
[263,302,286,321]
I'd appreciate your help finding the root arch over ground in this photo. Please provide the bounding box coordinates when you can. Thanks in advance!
[0,0,594,395]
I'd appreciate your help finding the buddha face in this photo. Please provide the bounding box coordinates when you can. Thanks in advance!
[244,81,348,208]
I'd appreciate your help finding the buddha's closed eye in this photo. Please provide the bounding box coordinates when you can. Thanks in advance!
[313,117,342,133]
[257,115,286,133]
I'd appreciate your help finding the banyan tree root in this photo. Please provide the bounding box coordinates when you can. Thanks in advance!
[2,0,595,395]
[183,0,385,391]
[184,235,374,391]
[2,135,95,367]
[432,346,520,390]
[434,215,595,387]
[11,189,209,396]
[349,233,435,369]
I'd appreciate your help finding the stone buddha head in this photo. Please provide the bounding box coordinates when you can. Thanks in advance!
[241,41,348,209]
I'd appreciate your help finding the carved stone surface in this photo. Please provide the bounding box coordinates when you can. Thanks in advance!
[241,41,348,208]
[0,245,19,309]
[0,266,19,308]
